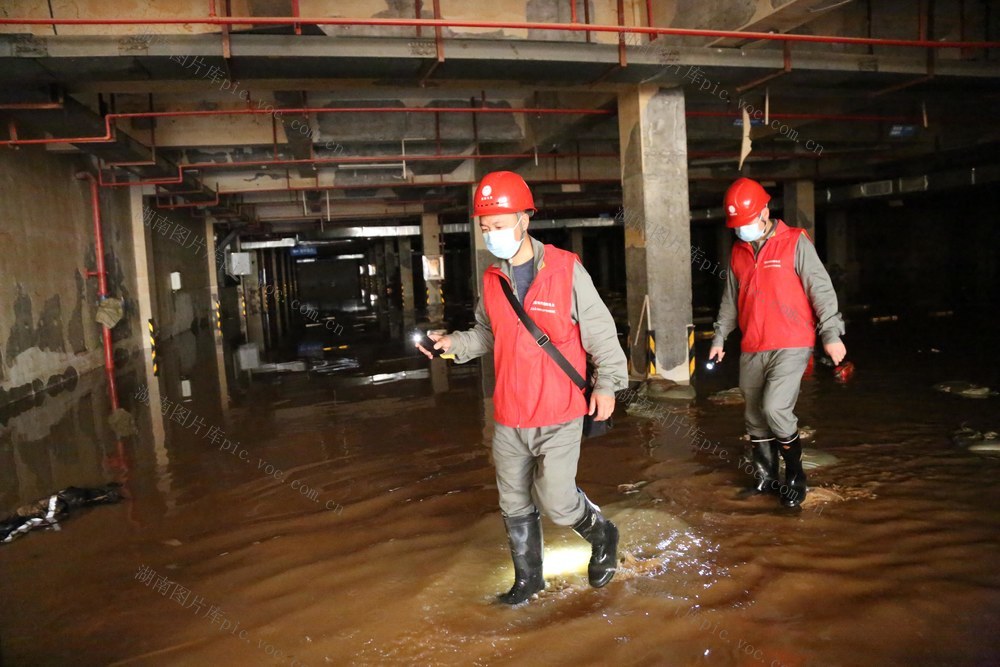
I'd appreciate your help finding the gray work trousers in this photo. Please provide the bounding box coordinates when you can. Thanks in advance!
[739,347,812,440]
[492,416,587,526]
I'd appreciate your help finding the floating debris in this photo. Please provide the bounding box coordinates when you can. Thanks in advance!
[1,483,124,544]
[643,379,696,400]
[933,381,997,399]
[800,483,878,509]
[617,481,649,495]
[801,449,840,471]
[708,388,744,406]
[108,408,138,438]
[951,426,1000,452]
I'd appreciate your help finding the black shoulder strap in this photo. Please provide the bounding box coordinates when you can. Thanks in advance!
[497,275,587,391]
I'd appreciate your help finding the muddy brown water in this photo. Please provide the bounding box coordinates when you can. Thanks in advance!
[1,330,999,666]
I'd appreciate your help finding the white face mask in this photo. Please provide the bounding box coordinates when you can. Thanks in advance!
[736,220,765,243]
[483,219,525,259]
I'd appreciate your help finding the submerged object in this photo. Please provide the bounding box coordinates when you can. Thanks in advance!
[1,483,124,544]
[708,387,744,405]
[951,426,1000,452]
[800,449,840,471]
[933,381,997,399]
[644,378,697,400]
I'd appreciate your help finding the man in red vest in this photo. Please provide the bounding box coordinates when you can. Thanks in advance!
[709,177,846,508]
[416,171,628,604]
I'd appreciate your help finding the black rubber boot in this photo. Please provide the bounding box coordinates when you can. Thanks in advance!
[497,511,545,605]
[738,436,780,498]
[572,495,619,588]
[777,433,807,508]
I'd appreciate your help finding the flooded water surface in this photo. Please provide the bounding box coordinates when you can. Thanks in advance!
[1,323,999,666]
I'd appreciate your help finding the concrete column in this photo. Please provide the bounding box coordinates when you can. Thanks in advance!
[262,249,276,349]
[128,190,160,350]
[384,238,401,339]
[384,238,398,306]
[469,185,495,397]
[244,251,264,349]
[374,240,387,306]
[825,208,852,304]
[398,236,416,330]
[569,227,585,262]
[598,238,612,291]
[374,239,389,331]
[618,86,692,383]
[784,179,816,239]
[421,212,444,324]
[282,250,293,331]
[469,190,493,301]
[275,249,288,336]
[715,222,734,300]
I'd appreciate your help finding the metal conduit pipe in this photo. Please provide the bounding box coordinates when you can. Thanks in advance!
[4,106,612,148]
[1,15,997,49]
[75,171,119,411]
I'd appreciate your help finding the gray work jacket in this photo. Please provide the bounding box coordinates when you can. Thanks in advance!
[713,225,846,349]
[448,236,629,397]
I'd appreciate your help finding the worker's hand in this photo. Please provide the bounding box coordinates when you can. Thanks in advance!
[416,332,451,359]
[589,392,615,422]
[824,341,847,366]
[709,346,725,363]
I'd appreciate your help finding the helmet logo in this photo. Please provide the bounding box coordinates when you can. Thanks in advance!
[728,205,736,214]
[482,185,492,197]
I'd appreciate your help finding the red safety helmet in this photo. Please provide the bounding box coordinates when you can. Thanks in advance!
[724,177,771,228]
[473,171,536,217]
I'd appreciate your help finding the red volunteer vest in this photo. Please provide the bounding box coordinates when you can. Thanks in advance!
[730,221,816,353]
[483,245,588,428]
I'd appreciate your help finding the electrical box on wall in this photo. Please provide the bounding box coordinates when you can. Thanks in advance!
[170,272,182,291]
[229,252,253,276]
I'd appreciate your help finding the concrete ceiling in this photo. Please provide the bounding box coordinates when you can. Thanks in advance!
[1,0,998,232]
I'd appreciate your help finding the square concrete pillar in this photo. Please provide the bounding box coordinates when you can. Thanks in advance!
[468,184,496,397]
[421,212,444,324]
[618,86,692,382]
[825,208,856,304]
[569,227,585,262]
[398,236,416,330]
[784,179,816,239]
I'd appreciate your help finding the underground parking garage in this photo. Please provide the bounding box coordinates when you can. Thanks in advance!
[1,1,999,664]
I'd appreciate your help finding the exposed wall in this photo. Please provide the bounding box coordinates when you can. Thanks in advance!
[144,203,213,341]
[0,149,142,408]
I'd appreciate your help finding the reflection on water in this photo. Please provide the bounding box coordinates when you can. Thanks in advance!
[1,319,999,666]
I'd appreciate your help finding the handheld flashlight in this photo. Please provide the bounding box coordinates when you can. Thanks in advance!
[705,357,722,371]
[412,331,444,357]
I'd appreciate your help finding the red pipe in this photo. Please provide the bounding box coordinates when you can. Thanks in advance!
[646,0,655,40]
[570,0,578,24]
[1,15,997,49]
[76,171,119,411]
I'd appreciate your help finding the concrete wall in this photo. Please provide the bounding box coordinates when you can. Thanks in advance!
[0,149,142,408]
[144,203,213,341]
